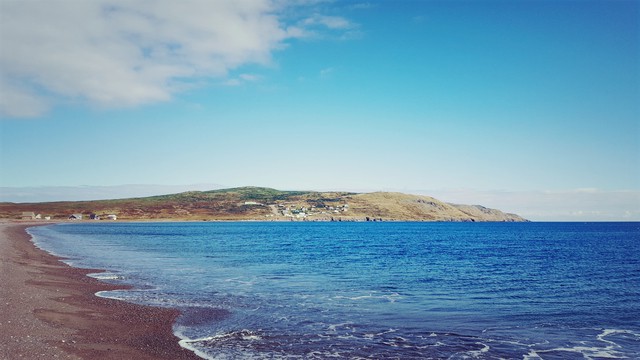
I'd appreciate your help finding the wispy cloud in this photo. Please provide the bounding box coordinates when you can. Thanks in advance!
[239,74,262,82]
[348,3,376,10]
[303,14,353,30]
[224,73,263,86]
[319,67,335,78]
[297,13,360,40]
[0,0,353,118]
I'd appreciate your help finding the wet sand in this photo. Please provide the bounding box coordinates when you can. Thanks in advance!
[0,222,200,360]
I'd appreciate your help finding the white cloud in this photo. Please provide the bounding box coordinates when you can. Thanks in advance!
[224,78,243,87]
[0,83,51,118]
[239,73,262,82]
[0,0,351,118]
[296,13,360,40]
[224,73,262,87]
[303,14,353,29]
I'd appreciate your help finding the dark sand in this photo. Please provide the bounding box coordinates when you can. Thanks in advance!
[0,222,201,359]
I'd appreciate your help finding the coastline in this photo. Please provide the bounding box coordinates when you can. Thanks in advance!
[0,221,200,360]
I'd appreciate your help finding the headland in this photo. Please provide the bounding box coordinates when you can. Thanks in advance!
[0,186,528,222]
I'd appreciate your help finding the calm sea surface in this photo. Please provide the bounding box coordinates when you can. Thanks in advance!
[29,222,640,359]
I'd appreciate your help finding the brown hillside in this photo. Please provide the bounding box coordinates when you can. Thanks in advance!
[0,187,527,222]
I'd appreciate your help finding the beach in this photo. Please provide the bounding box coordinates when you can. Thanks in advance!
[0,222,200,360]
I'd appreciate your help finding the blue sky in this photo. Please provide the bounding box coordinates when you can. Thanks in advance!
[1,0,638,221]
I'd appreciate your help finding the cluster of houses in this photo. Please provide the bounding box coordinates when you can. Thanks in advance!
[278,203,349,219]
[21,212,116,221]
[21,212,51,220]
[67,213,117,220]
[241,200,351,219]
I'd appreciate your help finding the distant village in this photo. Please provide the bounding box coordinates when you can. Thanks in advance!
[269,202,350,219]
[3,188,527,222]
[18,201,354,222]
[21,212,117,221]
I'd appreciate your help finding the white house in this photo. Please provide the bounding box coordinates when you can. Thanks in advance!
[68,214,83,220]
[21,212,36,220]
[106,214,117,220]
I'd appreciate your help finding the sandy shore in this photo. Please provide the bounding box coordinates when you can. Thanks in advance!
[0,221,201,360]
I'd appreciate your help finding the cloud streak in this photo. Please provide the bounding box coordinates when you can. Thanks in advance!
[303,14,353,29]
[0,0,352,118]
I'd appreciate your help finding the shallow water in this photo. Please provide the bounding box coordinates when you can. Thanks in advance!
[30,222,640,359]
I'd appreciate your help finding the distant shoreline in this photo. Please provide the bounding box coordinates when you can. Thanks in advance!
[0,221,200,360]
[0,187,529,222]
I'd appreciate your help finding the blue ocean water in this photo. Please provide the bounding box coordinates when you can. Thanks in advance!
[29,222,640,359]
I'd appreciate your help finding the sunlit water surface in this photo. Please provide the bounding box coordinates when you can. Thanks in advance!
[30,222,640,359]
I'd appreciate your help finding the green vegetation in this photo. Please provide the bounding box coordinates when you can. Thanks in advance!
[203,187,312,202]
[0,186,527,222]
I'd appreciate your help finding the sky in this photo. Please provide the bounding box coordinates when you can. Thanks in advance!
[0,0,638,221]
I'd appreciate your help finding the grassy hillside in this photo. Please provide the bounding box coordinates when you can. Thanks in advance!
[348,192,479,221]
[0,186,527,222]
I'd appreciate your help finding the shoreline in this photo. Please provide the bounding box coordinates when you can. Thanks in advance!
[0,221,201,360]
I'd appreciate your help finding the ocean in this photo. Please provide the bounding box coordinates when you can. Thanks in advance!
[29,222,640,359]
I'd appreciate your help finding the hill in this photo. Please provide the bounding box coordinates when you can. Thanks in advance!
[0,186,527,222]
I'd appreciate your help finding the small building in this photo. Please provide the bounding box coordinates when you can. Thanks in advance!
[89,214,100,220]
[106,214,117,221]
[68,214,83,220]
[21,212,36,220]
